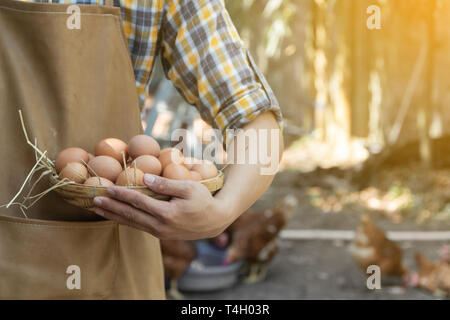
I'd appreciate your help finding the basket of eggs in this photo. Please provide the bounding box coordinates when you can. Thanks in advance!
[50,135,223,211]
[4,111,223,215]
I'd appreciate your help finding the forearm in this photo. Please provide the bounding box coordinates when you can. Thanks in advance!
[93,113,283,240]
[213,111,284,224]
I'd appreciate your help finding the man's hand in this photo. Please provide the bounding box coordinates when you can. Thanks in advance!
[93,111,282,240]
[93,174,233,240]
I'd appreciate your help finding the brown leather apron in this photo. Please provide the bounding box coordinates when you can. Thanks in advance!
[0,0,165,299]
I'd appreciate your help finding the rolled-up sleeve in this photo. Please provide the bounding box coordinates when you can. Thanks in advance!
[160,0,283,144]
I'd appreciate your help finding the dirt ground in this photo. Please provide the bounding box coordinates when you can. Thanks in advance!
[184,169,450,300]
[186,240,444,300]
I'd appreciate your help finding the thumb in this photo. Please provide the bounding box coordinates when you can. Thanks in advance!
[143,174,191,198]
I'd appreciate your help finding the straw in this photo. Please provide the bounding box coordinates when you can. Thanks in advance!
[81,159,102,186]
[18,110,54,170]
[23,168,52,201]
[1,110,59,217]
[122,151,130,187]
[24,178,74,209]
[6,151,48,208]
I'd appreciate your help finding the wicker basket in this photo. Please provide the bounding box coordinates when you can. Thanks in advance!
[49,171,224,211]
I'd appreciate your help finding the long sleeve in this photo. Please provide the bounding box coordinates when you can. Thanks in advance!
[160,0,283,144]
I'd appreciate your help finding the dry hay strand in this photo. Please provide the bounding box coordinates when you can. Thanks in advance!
[0,110,63,218]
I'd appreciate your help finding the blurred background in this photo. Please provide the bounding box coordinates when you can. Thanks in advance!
[145,0,450,299]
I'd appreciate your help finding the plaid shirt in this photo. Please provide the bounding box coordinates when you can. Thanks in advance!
[22,0,283,141]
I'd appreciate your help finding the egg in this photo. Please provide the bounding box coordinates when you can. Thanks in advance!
[190,170,202,181]
[163,163,191,180]
[94,138,128,162]
[87,153,95,162]
[88,156,123,182]
[55,147,89,173]
[116,168,145,186]
[158,148,184,168]
[132,155,162,175]
[127,135,160,159]
[58,162,88,184]
[84,177,115,187]
[183,157,201,170]
[192,160,218,180]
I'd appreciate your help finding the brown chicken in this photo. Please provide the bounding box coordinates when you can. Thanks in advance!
[441,245,450,264]
[223,195,298,283]
[160,240,197,299]
[414,253,450,297]
[350,214,408,277]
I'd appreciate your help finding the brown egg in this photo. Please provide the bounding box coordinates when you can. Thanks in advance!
[190,170,202,181]
[116,168,145,186]
[55,147,89,173]
[163,163,191,180]
[184,157,201,170]
[192,160,218,180]
[84,177,115,187]
[159,148,184,168]
[94,138,128,162]
[58,162,88,184]
[127,135,160,159]
[87,153,95,162]
[132,155,162,175]
[88,156,123,182]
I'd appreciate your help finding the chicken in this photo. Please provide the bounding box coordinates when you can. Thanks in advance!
[160,240,197,299]
[441,245,450,264]
[414,253,450,297]
[350,214,408,277]
[223,195,298,283]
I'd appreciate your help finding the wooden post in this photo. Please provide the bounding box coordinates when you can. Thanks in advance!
[418,0,436,168]
[350,0,370,137]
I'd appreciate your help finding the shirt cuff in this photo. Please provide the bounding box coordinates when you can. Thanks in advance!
[215,49,284,147]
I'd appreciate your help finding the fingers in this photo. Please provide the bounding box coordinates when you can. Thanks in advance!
[143,174,192,198]
[93,196,164,234]
[107,185,169,216]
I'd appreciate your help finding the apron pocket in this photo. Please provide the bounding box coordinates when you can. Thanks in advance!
[0,215,119,299]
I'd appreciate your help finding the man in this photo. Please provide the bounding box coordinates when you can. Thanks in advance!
[0,0,282,299]
[90,0,283,242]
